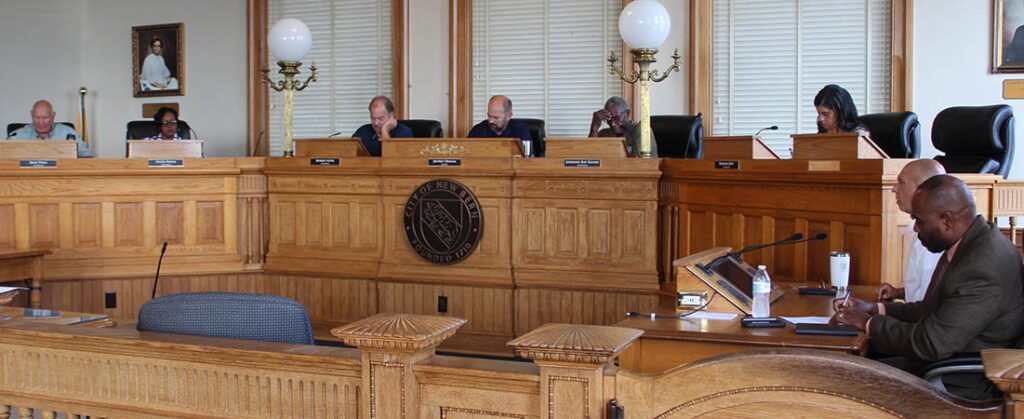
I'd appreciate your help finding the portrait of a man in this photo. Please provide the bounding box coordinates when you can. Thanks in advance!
[133,23,185,97]
[996,0,1024,72]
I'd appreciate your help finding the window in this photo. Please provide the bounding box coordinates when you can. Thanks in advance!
[711,0,891,157]
[471,0,622,137]
[268,0,393,155]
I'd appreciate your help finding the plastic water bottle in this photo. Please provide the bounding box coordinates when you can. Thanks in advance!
[752,265,771,318]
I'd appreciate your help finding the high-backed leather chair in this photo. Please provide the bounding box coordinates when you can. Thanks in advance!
[651,114,703,158]
[512,118,546,157]
[6,122,76,137]
[932,105,1015,178]
[137,292,314,345]
[126,120,193,139]
[399,119,444,138]
[859,112,920,158]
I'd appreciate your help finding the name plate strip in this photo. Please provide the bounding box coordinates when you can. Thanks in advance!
[19,160,57,168]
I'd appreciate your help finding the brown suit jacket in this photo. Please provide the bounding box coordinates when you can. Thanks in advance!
[869,216,1024,362]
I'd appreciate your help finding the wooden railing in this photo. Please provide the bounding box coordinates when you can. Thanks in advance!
[0,314,1017,418]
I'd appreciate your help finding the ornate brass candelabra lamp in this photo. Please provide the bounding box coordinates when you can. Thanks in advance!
[261,61,317,157]
[608,49,680,159]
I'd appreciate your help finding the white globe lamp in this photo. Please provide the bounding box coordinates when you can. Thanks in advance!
[618,0,671,50]
[268,18,312,62]
[261,18,318,157]
[607,0,680,159]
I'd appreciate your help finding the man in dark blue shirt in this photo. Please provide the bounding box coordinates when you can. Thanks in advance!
[352,96,413,156]
[467,95,534,156]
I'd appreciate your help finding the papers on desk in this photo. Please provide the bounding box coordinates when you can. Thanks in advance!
[683,311,739,321]
[781,316,833,325]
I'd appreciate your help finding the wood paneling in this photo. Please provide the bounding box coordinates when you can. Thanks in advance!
[0,158,250,279]
[379,282,513,336]
[661,160,1001,286]
[0,205,12,251]
[514,288,658,336]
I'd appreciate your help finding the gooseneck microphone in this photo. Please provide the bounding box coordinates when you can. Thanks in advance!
[151,242,168,299]
[754,125,779,137]
[729,233,803,258]
[791,232,828,245]
[327,131,344,138]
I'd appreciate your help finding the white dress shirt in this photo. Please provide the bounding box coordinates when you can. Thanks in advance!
[902,220,943,302]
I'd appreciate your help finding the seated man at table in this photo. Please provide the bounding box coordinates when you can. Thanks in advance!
[588,96,657,158]
[6,100,91,157]
[352,96,412,157]
[835,175,1024,400]
[468,95,534,157]
[876,159,946,303]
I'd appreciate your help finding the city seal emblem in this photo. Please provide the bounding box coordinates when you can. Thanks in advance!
[403,179,483,264]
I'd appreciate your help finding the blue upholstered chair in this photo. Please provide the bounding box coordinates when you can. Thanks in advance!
[137,292,314,345]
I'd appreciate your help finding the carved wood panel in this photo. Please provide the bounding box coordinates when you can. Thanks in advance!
[513,288,658,335]
[512,199,658,289]
[0,344,361,418]
[0,205,12,251]
[378,282,513,335]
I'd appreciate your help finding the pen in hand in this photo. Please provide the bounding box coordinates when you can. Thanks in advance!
[840,289,852,308]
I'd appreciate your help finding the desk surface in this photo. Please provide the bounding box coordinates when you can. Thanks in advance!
[616,283,872,372]
[0,306,114,327]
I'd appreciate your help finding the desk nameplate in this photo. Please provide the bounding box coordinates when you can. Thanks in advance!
[310,158,340,166]
[564,159,602,168]
[19,160,57,168]
[428,158,462,167]
[148,159,184,168]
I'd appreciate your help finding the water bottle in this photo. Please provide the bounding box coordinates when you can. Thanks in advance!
[752,265,771,318]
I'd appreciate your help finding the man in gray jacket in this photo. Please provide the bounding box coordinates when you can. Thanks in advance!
[835,175,1024,400]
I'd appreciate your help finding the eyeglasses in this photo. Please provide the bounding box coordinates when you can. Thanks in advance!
[161,120,178,126]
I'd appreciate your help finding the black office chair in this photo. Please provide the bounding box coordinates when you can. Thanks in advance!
[651,114,703,158]
[126,120,192,139]
[137,292,314,345]
[398,119,444,138]
[859,112,921,158]
[922,335,1024,401]
[6,122,76,137]
[932,105,1015,178]
[512,118,546,157]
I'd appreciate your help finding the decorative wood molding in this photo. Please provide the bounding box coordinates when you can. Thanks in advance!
[891,0,913,111]
[449,0,473,137]
[332,313,466,353]
[984,349,1024,393]
[688,0,713,132]
[393,0,409,119]
[508,323,643,365]
[247,0,269,157]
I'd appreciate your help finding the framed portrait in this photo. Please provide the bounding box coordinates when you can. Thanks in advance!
[132,23,185,97]
[995,0,1024,72]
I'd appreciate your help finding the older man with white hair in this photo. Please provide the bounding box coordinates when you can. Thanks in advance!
[7,100,91,157]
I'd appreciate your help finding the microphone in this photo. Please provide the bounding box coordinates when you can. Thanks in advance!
[792,232,828,244]
[729,233,803,258]
[754,125,778,137]
[327,131,344,138]
[151,242,168,299]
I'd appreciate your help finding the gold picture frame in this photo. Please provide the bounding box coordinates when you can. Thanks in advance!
[994,0,1024,72]
[132,23,185,97]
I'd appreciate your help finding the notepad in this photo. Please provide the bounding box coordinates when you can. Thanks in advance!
[781,316,832,325]
[0,286,27,294]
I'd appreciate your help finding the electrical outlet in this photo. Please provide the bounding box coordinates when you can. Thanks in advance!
[104,291,117,309]
[438,295,448,313]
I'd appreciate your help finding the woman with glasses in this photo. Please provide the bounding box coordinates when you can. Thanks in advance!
[148,107,182,141]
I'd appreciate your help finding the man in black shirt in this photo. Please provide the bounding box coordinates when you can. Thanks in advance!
[468,95,534,156]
